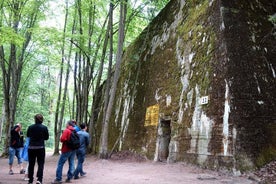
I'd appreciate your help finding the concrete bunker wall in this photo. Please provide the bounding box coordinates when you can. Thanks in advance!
[104,0,276,171]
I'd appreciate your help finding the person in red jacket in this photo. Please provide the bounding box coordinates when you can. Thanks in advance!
[52,121,76,184]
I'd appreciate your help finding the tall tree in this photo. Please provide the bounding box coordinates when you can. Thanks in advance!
[99,1,114,159]
[87,13,110,154]
[99,0,127,159]
[70,0,96,125]
[0,0,47,156]
[53,0,76,154]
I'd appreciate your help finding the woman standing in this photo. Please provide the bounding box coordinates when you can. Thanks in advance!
[27,114,49,184]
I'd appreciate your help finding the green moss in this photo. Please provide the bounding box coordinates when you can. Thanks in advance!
[256,146,276,167]
[178,0,209,42]
[175,0,215,102]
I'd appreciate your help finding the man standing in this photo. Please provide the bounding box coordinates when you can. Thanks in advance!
[27,114,49,184]
[74,123,90,179]
[52,121,76,184]
[8,123,24,175]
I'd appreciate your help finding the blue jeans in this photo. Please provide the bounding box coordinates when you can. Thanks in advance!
[74,149,86,177]
[8,147,22,165]
[55,150,76,181]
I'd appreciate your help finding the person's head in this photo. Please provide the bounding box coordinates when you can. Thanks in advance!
[34,114,44,124]
[67,120,74,127]
[16,123,23,134]
[16,123,22,129]
[13,125,20,132]
[71,119,77,126]
[80,123,87,130]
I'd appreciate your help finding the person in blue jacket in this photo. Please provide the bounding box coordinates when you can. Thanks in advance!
[74,123,90,179]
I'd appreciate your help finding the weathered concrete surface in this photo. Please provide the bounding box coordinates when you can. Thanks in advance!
[96,0,276,172]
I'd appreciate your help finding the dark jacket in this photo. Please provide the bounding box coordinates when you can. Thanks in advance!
[10,125,22,148]
[19,131,24,147]
[27,123,49,149]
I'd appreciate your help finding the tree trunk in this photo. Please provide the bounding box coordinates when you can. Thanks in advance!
[99,2,114,159]
[0,105,5,143]
[53,0,70,155]
[87,13,110,154]
[108,0,127,157]
[72,0,94,125]
[99,0,127,159]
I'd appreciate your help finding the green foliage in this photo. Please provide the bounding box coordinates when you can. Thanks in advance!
[140,0,170,19]
[0,27,25,46]
[125,0,170,45]
[269,14,276,39]
[268,13,276,24]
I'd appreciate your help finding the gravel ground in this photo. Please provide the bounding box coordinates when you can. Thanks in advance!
[254,160,276,184]
[0,151,273,184]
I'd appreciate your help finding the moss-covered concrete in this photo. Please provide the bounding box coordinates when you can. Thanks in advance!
[95,0,276,172]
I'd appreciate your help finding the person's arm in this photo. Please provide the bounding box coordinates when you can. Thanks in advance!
[60,129,69,143]
[27,127,30,138]
[85,133,90,147]
[19,131,24,147]
[44,127,49,140]
[10,129,17,146]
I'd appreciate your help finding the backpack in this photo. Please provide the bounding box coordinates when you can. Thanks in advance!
[67,130,80,150]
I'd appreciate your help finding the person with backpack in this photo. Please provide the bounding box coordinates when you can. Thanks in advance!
[52,121,78,184]
[74,123,90,179]
[27,114,49,184]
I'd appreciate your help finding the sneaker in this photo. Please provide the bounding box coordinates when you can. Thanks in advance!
[51,180,62,184]
[20,169,25,174]
[65,178,71,183]
[80,172,86,176]
[74,176,79,180]
[9,170,14,175]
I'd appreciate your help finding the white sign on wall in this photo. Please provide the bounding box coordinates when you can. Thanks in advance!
[200,96,209,105]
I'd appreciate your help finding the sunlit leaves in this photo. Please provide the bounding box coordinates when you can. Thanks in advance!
[0,27,25,45]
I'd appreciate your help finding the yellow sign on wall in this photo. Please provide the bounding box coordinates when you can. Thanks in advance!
[145,104,160,126]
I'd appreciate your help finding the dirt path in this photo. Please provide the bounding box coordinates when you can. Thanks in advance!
[0,152,258,184]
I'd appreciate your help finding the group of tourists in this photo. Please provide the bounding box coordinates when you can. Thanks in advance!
[52,120,90,184]
[8,114,90,184]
